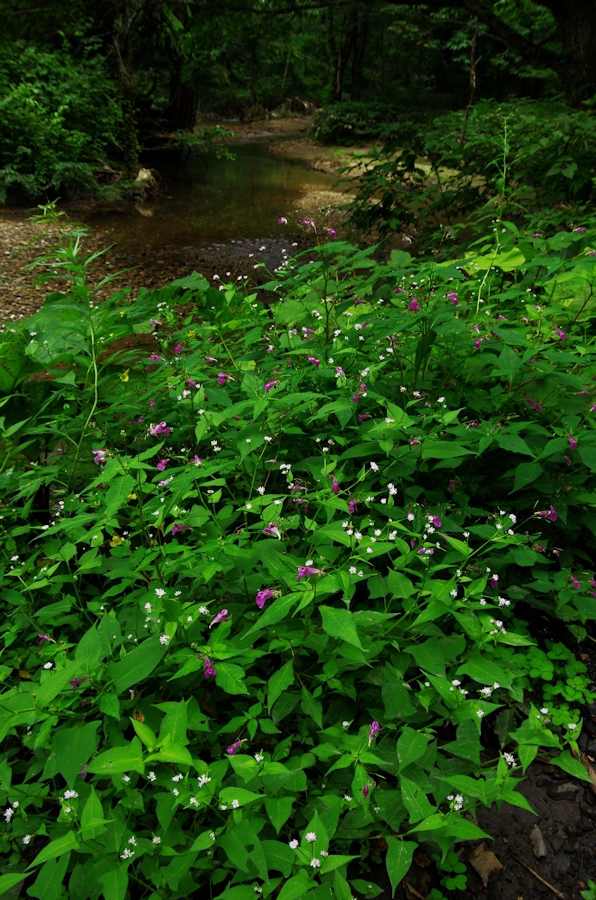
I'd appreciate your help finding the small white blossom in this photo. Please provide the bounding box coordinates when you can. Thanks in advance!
[305,832,317,843]
[147,771,156,782]
[22,835,32,845]
[289,839,299,849]
[152,836,161,844]
[159,634,170,645]
[120,848,135,860]
[310,858,321,868]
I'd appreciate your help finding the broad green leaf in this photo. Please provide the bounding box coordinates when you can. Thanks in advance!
[190,831,217,852]
[261,839,295,876]
[267,660,295,713]
[265,796,294,833]
[131,718,157,750]
[81,787,108,841]
[219,787,264,807]
[28,831,80,869]
[27,854,71,900]
[53,721,100,788]
[277,871,310,900]
[499,789,536,813]
[104,475,137,520]
[300,686,323,728]
[512,461,543,493]
[421,441,472,460]
[396,727,431,771]
[444,815,491,841]
[320,606,363,649]
[457,653,511,688]
[320,854,359,874]
[495,432,534,457]
[86,738,144,776]
[385,838,416,898]
[550,750,593,783]
[400,775,436,823]
[245,593,299,634]
[145,744,192,765]
[107,636,167,694]
[100,865,129,900]
[216,661,249,696]
[98,694,121,719]
[0,873,26,894]
[36,660,85,709]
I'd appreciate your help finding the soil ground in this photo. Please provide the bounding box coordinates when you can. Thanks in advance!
[0,119,595,899]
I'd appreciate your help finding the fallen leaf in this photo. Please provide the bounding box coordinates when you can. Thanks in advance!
[414,851,431,868]
[531,824,547,858]
[469,842,504,887]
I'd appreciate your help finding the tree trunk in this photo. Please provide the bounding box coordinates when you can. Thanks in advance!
[350,5,369,100]
[166,64,198,132]
[541,0,596,105]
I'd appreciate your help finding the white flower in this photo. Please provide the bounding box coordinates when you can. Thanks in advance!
[246,503,252,510]
[254,753,264,762]
[189,797,200,807]
[320,850,329,858]
[451,679,461,686]
[342,720,350,728]
[540,708,549,715]
[232,799,240,808]
[22,835,32,845]
[120,848,135,860]
[568,723,578,729]
[305,559,314,566]
[147,771,156,782]
[310,858,321,868]
[305,832,317,843]
[172,788,179,796]
[152,836,161,844]
[257,487,265,495]
[43,662,53,669]
[210,831,216,841]
[63,790,78,799]
[155,588,166,598]
[122,775,131,783]
[172,774,183,782]
[128,836,137,845]
[159,634,170,645]
[199,606,209,615]
[476,710,485,718]
[503,753,516,767]
[289,839,299,849]
[197,775,211,787]
[344,794,352,801]
[144,603,152,612]
[370,462,379,472]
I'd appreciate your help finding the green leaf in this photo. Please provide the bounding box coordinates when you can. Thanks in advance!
[457,653,511,688]
[512,462,543,493]
[28,831,80,869]
[53,721,100,788]
[267,660,295,713]
[146,744,192,766]
[35,659,84,709]
[107,635,167,694]
[216,662,249,696]
[104,475,137,520]
[0,873,26,894]
[261,839,295,877]
[99,865,129,900]
[86,739,144,776]
[320,606,363,649]
[421,441,472,460]
[190,831,217,852]
[219,787,264,807]
[265,796,295,833]
[27,854,71,900]
[400,775,436,823]
[320,854,359,875]
[131,718,157,751]
[495,433,534,457]
[300,686,323,728]
[385,838,416,898]
[550,750,593,783]
[499,789,536,813]
[98,694,121,720]
[277,871,310,900]
[80,787,108,841]
[396,727,431,771]
[244,593,299,637]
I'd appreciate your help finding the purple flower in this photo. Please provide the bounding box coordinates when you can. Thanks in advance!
[446,292,459,305]
[190,455,202,466]
[571,576,580,590]
[204,657,217,678]
[149,421,171,437]
[92,449,107,465]
[301,218,315,231]
[205,356,217,363]
[564,455,572,466]
[264,523,282,540]
[362,784,370,799]
[278,216,288,225]
[358,414,372,424]
[331,478,340,495]
[555,330,567,341]
[297,565,321,583]
[80,765,88,780]
[573,226,585,235]
[430,515,442,528]
[569,436,578,450]
[173,343,183,355]
[149,399,157,409]
[69,677,88,692]
[149,354,163,361]
[256,588,278,609]
[533,232,542,238]
[172,523,191,535]
[473,338,483,349]
[368,721,382,746]
[348,499,357,514]
[226,740,244,756]
[217,372,233,385]
[137,416,144,424]
[326,227,337,238]
[209,609,231,629]
[186,379,198,388]
[264,380,277,393]
[408,299,419,312]
[335,366,345,378]
[410,439,421,446]
[38,634,52,644]
[156,458,169,472]
[307,357,320,368]
[536,507,557,522]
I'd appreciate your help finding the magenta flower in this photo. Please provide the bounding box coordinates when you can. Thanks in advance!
[156,458,169,472]
[149,399,157,409]
[368,721,382,746]
[149,354,163,361]
[301,218,315,230]
[190,455,202,465]
[264,380,277,393]
[473,338,483,349]
[173,343,183,355]
[533,232,542,238]
[307,357,320,368]
[536,507,557,522]
[408,299,419,312]
[278,216,288,225]
[137,416,144,424]
[149,421,171,436]
[217,372,233,385]
[362,784,370,799]
[348,499,357,514]
[555,330,567,341]
[327,227,337,238]
[446,292,459,305]
[573,226,585,235]
[172,523,191,535]
[186,379,198,388]
[69,677,88,692]
[297,565,321,583]
[80,765,88,780]
[256,588,279,609]
[205,356,217,363]
[331,478,340,495]
[226,740,244,756]
[92,449,107,465]
[430,515,442,528]
[569,436,578,450]
[358,414,372,424]
[264,523,282,540]
[410,439,421,446]
[38,634,52,645]
[571,576,580,590]
[204,657,217,678]
[209,609,231,629]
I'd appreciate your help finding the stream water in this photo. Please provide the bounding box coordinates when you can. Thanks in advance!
[83,136,342,271]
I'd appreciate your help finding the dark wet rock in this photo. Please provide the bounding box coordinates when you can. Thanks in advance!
[547,782,580,801]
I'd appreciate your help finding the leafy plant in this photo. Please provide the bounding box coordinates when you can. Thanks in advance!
[0,218,594,899]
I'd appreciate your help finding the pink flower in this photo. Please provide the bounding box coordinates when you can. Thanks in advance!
[264,523,282,539]
[571,576,580,590]
[446,292,459,305]
[156,458,169,472]
[205,356,217,363]
[69,677,88,692]
[204,657,217,678]
[149,421,171,436]
[301,218,315,230]
[172,523,191,535]
[358,414,372,424]
[256,589,278,609]
[92,449,107,465]
[38,634,52,644]
[536,507,557,522]
[149,399,157,408]
[368,721,382,746]
[137,416,144,424]
[573,226,585,235]
[326,227,337,238]
[473,338,483,349]
[217,372,233,385]
[173,343,183,355]
[278,216,288,225]
[555,329,567,341]
[362,784,370,799]
[80,765,88,780]
[307,357,320,368]
[226,740,244,756]
[149,354,163,361]
[264,381,277,393]
[209,609,231,629]
[408,299,419,312]
[409,439,421,446]
[348,499,357,514]
[430,515,442,528]
[569,436,578,450]
[186,379,198,388]
[190,455,202,466]
[297,565,321,583]
[331,478,340,495]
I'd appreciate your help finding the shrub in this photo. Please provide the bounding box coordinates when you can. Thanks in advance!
[0,220,594,898]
